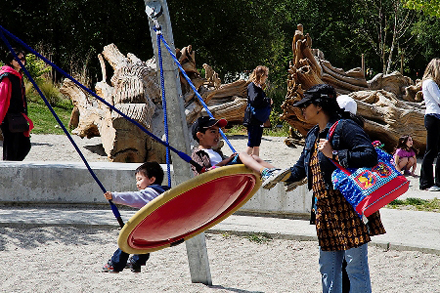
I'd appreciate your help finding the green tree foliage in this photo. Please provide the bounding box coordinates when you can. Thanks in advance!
[404,0,440,17]
[344,0,417,75]
[1,0,439,90]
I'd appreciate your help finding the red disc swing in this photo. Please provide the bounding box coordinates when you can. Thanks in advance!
[118,165,261,254]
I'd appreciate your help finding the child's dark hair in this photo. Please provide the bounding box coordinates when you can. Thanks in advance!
[193,128,207,143]
[135,161,164,185]
[395,135,419,154]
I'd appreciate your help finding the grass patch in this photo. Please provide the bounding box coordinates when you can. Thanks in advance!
[224,121,290,137]
[245,232,273,244]
[387,197,440,212]
[28,100,74,135]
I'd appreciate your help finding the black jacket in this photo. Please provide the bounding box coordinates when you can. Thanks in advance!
[287,118,378,191]
[243,82,271,126]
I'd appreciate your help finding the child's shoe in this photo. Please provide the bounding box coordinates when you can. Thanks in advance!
[127,257,142,273]
[102,260,119,273]
[262,168,292,189]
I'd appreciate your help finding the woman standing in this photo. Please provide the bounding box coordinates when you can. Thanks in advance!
[420,58,440,191]
[243,65,272,156]
[0,49,32,161]
[264,84,385,292]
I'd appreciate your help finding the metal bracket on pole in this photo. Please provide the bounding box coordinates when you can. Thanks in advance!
[145,1,163,32]
[145,1,163,19]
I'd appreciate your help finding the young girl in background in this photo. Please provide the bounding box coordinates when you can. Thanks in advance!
[394,135,418,177]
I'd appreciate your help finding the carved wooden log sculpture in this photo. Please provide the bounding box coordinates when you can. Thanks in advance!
[61,43,165,163]
[61,44,249,162]
[282,24,427,153]
[352,90,425,154]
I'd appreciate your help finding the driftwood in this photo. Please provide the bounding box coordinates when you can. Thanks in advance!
[283,24,427,154]
[61,44,248,162]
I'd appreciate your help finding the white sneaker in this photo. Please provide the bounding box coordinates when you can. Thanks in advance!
[262,168,292,190]
[428,185,440,192]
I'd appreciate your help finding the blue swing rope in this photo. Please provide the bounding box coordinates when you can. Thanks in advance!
[153,27,237,154]
[156,30,172,187]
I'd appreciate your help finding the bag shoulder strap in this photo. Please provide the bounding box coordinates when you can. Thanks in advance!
[326,120,351,174]
[327,120,340,141]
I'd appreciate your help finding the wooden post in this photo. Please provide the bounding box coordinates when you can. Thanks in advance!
[401,53,404,74]
[145,0,212,285]
[361,53,365,76]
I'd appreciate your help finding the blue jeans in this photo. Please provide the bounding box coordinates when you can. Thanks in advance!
[319,244,371,293]
[111,248,150,271]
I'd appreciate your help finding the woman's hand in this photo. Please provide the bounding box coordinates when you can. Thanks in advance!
[318,139,333,158]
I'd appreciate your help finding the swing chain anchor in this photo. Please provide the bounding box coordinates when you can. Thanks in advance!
[145,0,162,33]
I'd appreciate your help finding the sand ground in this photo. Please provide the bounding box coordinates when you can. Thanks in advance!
[1,134,439,292]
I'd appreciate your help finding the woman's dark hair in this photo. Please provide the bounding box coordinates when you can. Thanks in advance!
[4,48,25,66]
[308,84,364,127]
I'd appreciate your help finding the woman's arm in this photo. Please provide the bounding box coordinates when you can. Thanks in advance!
[285,149,307,184]
[425,79,440,105]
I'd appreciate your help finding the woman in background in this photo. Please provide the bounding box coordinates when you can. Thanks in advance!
[243,65,272,157]
[0,48,32,161]
[419,58,440,191]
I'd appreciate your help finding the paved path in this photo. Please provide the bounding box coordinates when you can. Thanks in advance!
[1,206,439,255]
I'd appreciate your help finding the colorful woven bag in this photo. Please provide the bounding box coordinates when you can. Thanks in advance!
[328,121,409,222]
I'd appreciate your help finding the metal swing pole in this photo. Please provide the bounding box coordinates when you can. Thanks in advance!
[144,0,212,285]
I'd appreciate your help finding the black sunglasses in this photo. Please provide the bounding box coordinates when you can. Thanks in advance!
[299,101,313,109]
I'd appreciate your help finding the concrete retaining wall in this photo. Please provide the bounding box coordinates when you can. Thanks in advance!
[0,161,312,217]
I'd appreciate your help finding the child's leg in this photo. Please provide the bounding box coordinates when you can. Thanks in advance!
[409,156,417,174]
[408,156,416,169]
[111,248,130,271]
[249,154,274,168]
[251,146,260,157]
[127,253,151,272]
[131,253,150,266]
[397,157,409,172]
[238,152,274,173]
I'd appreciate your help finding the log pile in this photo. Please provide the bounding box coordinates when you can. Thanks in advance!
[282,24,426,154]
[61,44,249,162]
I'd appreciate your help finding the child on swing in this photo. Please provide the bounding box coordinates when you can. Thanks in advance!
[102,161,169,273]
[190,116,290,184]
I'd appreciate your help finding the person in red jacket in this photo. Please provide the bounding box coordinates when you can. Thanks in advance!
[0,48,33,160]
